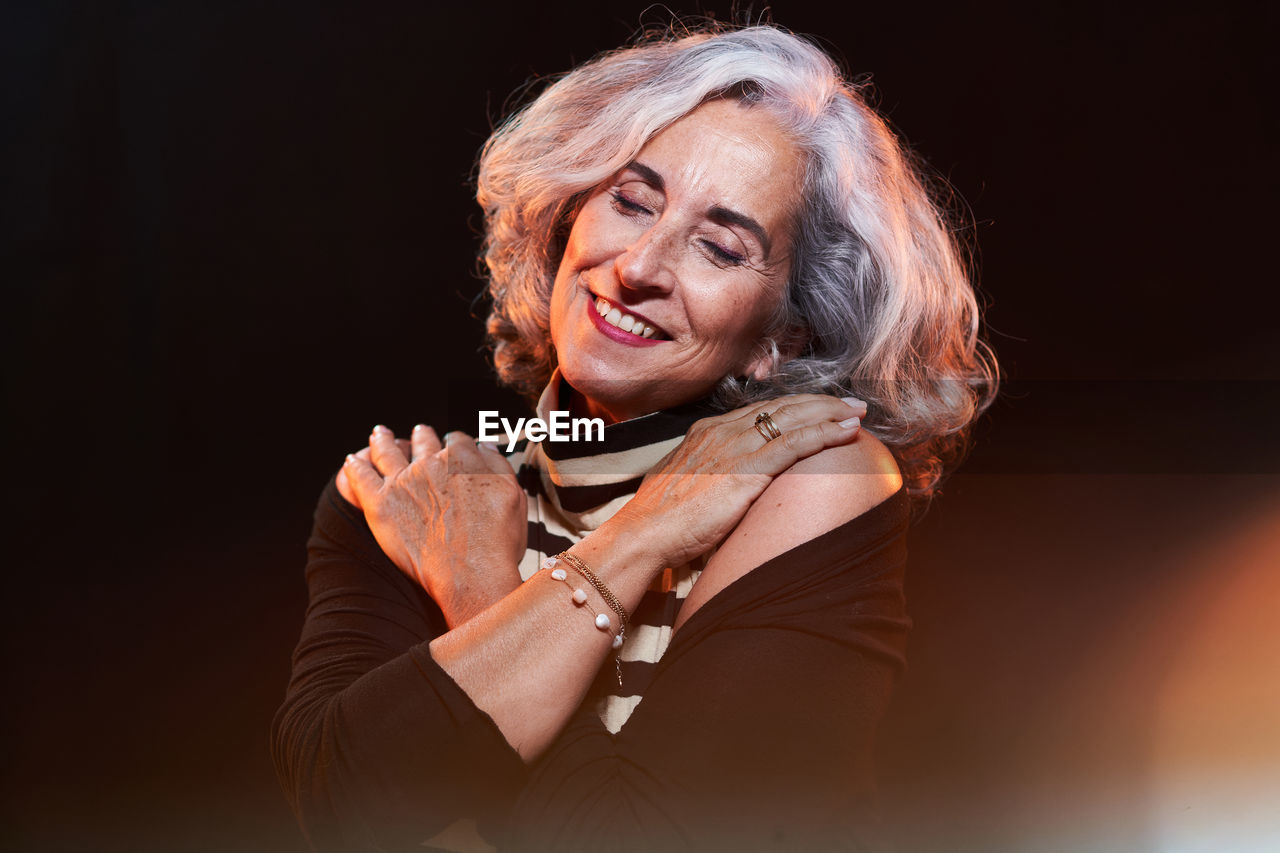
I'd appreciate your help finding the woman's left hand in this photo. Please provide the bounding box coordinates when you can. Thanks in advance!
[338,425,527,628]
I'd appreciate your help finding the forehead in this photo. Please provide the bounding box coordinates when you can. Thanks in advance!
[634,99,804,226]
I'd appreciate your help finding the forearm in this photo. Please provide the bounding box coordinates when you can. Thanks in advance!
[272,481,525,849]
[429,514,667,762]
[274,647,525,851]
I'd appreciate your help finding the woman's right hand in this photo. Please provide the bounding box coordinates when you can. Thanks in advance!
[605,394,868,569]
[339,425,527,628]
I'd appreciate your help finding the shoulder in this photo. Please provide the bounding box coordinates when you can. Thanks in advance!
[768,428,902,520]
[729,429,901,561]
[673,431,902,631]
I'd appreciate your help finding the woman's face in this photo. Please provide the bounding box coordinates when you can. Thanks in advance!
[548,98,805,423]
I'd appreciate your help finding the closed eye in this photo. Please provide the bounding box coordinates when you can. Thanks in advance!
[610,191,651,217]
[702,240,746,265]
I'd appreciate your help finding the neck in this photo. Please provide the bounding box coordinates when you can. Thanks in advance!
[567,387,625,425]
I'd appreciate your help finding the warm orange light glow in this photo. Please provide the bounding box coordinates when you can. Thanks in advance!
[1148,499,1280,850]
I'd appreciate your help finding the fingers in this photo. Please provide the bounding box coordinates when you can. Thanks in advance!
[369,425,409,476]
[724,395,866,474]
[359,424,506,479]
[335,467,361,508]
[696,395,860,451]
[758,397,862,440]
[729,394,866,430]
[340,424,456,510]
[411,424,442,461]
[438,431,508,475]
[343,449,385,508]
[748,416,860,472]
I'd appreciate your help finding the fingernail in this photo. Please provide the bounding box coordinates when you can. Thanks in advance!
[478,441,501,453]
[840,396,867,409]
[839,416,861,429]
[372,424,388,435]
[412,423,425,434]
[345,453,356,465]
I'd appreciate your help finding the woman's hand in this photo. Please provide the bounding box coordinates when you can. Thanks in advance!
[606,395,867,569]
[339,424,527,628]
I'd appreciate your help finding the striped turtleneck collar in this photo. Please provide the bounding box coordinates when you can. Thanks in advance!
[522,373,715,533]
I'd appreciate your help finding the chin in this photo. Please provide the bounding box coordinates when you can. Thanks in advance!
[564,376,651,423]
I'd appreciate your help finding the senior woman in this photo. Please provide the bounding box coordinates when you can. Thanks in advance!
[273,23,995,853]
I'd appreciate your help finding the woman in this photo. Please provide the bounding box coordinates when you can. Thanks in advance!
[273,23,996,852]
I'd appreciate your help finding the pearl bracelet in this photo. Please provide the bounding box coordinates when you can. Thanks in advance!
[556,551,630,636]
[542,555,625,688]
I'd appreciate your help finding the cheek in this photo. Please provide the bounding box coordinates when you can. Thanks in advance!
[561,204,607,263]
[697,280,775,340]
[719,286,783,367]
[565,198,645,274]
[550,214,599,315]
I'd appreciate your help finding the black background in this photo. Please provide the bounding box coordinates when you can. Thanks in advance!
[4,2,1278,851]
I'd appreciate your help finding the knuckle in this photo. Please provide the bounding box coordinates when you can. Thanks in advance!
[778,431,804,453]
[780,426,815,453]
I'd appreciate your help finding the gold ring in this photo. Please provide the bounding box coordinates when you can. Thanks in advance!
[754,411,782,443]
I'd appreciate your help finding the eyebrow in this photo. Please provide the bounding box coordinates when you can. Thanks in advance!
[626,161,665,192]
[708,205,772,259]
[624,160,774,260]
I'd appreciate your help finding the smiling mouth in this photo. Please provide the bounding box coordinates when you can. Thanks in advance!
[593,296,668,340]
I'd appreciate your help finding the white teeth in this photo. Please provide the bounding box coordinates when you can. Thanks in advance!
[595,295,659,340]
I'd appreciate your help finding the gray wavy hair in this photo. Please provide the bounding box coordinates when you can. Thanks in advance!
[477,23,998,496]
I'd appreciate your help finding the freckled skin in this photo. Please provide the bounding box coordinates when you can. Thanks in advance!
[549,99,805,424]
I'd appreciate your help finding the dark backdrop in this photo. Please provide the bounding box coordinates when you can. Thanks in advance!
[4,2,1278,851]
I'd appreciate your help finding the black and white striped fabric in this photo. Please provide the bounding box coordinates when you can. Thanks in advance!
[506,374,714,733]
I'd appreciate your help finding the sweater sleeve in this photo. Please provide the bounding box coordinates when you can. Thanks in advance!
[270,478,526,852]
[505,488,911,853]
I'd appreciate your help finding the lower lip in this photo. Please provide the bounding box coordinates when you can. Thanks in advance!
[586,298,665,347]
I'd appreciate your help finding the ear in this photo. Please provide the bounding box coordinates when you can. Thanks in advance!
[740,326,808,380]
[741,347,776,381]
[733,334,777,381]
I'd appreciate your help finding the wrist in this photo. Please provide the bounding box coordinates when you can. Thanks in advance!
[430,563,521,630]
[572,514,670,604]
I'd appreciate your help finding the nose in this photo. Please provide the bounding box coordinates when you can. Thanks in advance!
[614,222,678,295]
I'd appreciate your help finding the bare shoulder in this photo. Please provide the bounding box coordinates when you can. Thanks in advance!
[673,432,902,633]
[775,428,902,512]
[727,430,901,563]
